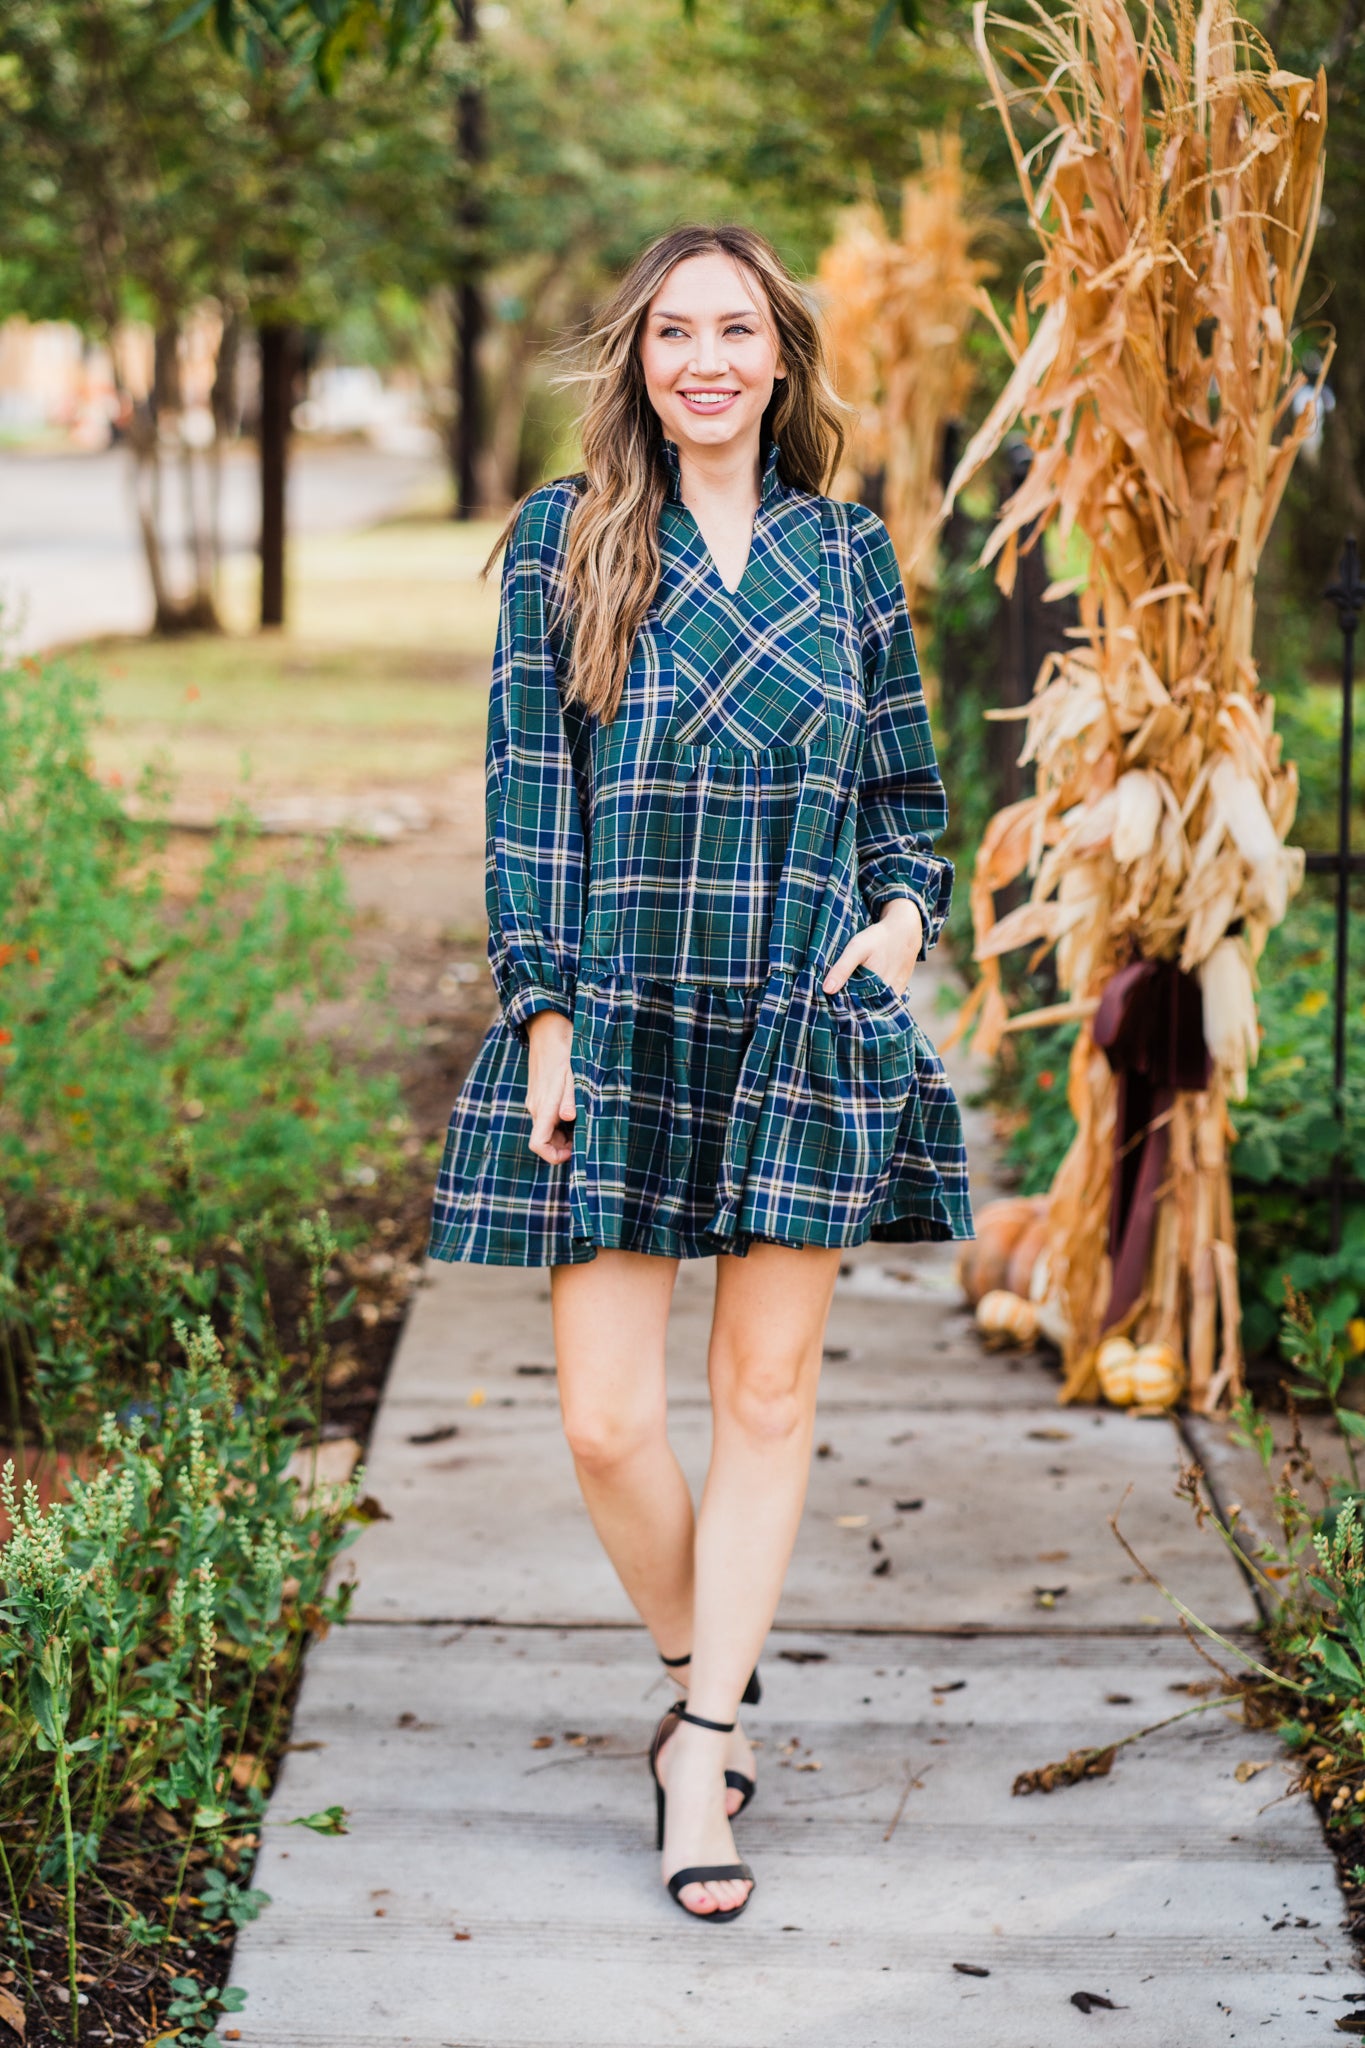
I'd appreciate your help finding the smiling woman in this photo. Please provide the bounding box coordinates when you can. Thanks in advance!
[427,222,973,1930]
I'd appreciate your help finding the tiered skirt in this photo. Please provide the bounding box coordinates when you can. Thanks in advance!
[428,959,972,1266]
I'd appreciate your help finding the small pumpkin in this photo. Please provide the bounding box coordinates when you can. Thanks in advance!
[1096,1335,1138,1406]
[976,1289,1040,1347]
[1131,1342,1184,1410]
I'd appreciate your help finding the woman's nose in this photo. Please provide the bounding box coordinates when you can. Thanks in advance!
[690,335,728,376]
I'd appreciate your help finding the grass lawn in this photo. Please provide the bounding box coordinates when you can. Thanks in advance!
[77,511,507,802]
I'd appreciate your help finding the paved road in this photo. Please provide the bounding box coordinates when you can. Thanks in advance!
[227,962,1364,2045]
[0,442,443,653]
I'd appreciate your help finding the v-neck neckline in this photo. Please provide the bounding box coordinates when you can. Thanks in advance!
[661,437,785,599]
[686,504,758,599]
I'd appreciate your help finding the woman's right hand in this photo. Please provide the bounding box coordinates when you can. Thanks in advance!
[525,1009,576,1164]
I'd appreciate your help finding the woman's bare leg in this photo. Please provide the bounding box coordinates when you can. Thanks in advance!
[550,1249,694,1651]
[549,1248,755,1813]
[656,1241,844,1915]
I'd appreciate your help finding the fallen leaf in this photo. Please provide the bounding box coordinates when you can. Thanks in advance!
[1104,1693,1133,1706]
[778,1649,828,1665]
[1071,1991,1123,2013]
[514,1363,555,1376]
[453,1930,472,1941]
[895,1498,924,1511]
[1014,1745,1116,1795]
[0,1985,23,2038]
[1028,1428,1073,1441]
[1234,1759,1273,1783]
[467,1389,486,1408]
[952,1962,990,1978]
[530,1736,554,1750]
[1037,1549,1070,1562]
[932,1680,967,1695]
[836,1514,869,1528]
[1034,1586,1069,1608]
[1335,2015,1365,2035]
[794,1759,823,1773]
[350,1494,391,1523]
[407,1423,459,1445]
[816,1443,834,1458]
[872,1557,892,1576]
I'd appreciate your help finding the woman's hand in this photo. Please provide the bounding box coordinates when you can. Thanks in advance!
[821,896,925,999]
[525,1009,577,1164]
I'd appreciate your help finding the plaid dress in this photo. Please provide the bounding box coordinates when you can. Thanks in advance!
[428,436,973,1266]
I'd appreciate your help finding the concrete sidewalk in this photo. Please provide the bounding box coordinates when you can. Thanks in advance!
[228,976,1364,2045]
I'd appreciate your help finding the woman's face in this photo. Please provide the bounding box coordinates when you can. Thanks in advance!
[639,251,787,463]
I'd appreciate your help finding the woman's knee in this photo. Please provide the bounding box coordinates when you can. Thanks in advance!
[560,1397,666,1475]
[712,1346,814,1445]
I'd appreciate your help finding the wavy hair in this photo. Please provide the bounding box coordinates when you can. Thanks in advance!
[485,224,849,722]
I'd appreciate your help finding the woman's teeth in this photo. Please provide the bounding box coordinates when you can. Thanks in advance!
[682,392,735,406]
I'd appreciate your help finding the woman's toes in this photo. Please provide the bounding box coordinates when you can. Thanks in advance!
[680,1884,717,1914]
[724,1785,742,1818]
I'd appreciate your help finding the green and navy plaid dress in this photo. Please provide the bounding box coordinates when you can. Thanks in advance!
[428,436,973,1266]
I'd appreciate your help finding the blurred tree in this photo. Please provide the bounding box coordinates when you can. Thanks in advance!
[0,2,454,629]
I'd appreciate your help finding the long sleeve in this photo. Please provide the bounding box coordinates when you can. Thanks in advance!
[484,490,588,1043]
[853,513,953,957]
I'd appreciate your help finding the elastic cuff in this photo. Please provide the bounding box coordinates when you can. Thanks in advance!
[503,979,575,1042]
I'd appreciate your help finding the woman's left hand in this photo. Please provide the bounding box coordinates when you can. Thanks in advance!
[821,896,925,999]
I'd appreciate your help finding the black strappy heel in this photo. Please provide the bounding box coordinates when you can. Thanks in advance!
[658,1653,760,1815]
[648,1704,756,1925]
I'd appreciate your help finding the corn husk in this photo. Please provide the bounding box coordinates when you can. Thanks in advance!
[943,0,1327,1411]
[817,133,993,625]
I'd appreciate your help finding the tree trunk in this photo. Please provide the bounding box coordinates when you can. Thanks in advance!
[258,321,294,629]
[451,0,485,520]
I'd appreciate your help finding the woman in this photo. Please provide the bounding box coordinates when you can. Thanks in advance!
[429,223,972,1924]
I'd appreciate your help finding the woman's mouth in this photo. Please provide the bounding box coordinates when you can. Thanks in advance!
[679,389,739,414]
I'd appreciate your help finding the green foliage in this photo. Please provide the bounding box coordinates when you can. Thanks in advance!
[996,1022,1078,1196]
[1231,896,1365,1359]
[0,1301,364,2038]
[0,649,401,1239]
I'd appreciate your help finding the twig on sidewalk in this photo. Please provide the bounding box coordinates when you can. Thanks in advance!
[883,1759,928,1842]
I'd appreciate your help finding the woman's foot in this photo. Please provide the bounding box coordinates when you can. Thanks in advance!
[662,1668,755,1817]
[655,1715,754,1917]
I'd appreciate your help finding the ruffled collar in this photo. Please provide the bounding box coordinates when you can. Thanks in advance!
[660,434,785,509]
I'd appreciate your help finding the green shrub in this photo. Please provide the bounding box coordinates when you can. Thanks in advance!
[0,651,402,1245]
[1232,895,1365,1359]
[0,648,407,1440]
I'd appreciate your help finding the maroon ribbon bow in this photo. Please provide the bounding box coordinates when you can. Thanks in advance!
[1091,958,1211,1332]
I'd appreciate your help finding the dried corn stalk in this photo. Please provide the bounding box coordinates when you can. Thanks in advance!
[817,133,991,612]
[944,0,1328,1411]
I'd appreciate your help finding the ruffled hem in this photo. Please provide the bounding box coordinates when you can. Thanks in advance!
[427,964,973,1267]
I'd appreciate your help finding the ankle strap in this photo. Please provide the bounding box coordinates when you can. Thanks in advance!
[658,1652,762,1708]
[675,1706,736,1733]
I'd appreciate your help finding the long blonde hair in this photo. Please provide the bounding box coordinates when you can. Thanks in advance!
[486,224,849,722]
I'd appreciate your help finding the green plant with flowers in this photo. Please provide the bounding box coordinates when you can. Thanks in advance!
[0,1277,369,2043]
